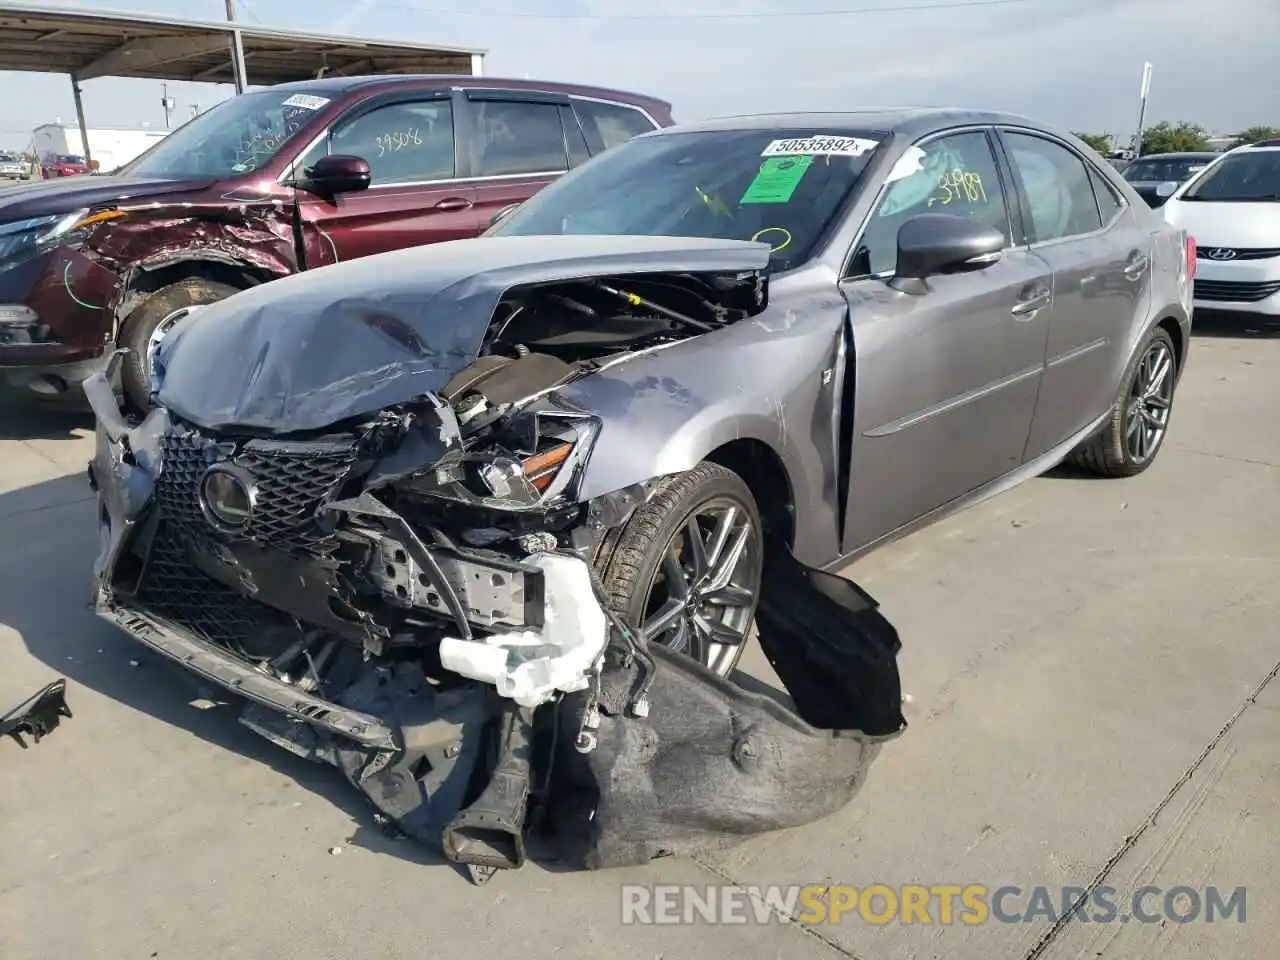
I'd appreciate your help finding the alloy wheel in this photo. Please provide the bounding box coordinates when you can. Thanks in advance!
[1124,339,1175,464]
[145,307,194,381]
[638,497,762,676]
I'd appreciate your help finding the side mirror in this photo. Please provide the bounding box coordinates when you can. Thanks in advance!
[303,154,371,198]
[489,202,521,228]
[1155,180,1179,199]
[894,213,1006,281]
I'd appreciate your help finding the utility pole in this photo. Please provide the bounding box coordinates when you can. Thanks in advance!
[160,82,176,129]
[1132,61,1153,158]
[224,0,249,95]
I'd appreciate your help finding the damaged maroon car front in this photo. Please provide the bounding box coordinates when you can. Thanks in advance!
[86,234,905,882]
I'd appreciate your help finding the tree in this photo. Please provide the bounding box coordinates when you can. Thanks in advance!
[1140,121,1212,155]
[1072,131,1114,154]
[1231,125,1280,147]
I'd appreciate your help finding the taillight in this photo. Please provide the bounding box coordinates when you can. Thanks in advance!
[1186,235,1196,281]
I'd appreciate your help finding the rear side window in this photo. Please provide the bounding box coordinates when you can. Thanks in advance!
[1003,132,1103,242]
[1089,166,1124,225]
[472,100,569,176]
[574,100,658,153]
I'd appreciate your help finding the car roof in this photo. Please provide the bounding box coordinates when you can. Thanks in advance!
[650,108,1057,139]
[259,74,672,111]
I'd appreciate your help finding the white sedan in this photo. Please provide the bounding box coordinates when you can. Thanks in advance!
[1161,139,1280,317]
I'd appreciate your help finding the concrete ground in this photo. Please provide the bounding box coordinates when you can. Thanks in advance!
[1,312,1277,960]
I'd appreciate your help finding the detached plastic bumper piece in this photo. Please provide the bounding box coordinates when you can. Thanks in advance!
[1,678,72,748]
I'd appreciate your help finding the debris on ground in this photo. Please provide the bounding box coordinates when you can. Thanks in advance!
[1,678,73,748]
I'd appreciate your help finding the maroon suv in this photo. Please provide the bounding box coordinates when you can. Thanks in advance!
[0,76,673,410]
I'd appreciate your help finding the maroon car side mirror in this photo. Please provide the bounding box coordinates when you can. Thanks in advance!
[303,154,372,198]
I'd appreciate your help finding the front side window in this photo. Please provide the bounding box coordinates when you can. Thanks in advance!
[471,100,569,177]
[856,130,1010,275]
[491,128,883,272]
[1003,132,1104,243]
[574,100,657,153]
[299,98,456,185]
[119,89,337,179]
[1181,151,1280,202]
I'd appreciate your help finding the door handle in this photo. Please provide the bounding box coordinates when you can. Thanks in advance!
[1123,255,1149,280]
[1011,289,1051,319]
[433,196,474,211]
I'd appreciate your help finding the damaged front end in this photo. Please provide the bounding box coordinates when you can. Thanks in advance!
[86,248,906,882]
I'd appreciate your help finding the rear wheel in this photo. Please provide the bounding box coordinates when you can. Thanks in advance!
[1069,326,1178,477]
[117,278,240,414]
[596,462,763,677]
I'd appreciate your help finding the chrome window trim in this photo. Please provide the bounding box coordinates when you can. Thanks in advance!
[567,94,661,132]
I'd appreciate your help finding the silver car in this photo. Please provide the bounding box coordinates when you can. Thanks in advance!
[87,108,1190,799]
[0,153,26,180]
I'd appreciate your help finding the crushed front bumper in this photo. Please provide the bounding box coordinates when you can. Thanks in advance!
[93,592,397,750]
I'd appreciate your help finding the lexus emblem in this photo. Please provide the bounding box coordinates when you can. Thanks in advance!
[1205,248,1238,261]
[198,463,257,532]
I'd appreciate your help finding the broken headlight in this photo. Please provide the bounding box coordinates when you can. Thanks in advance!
[0,207,125,270]
[411,415,600,510]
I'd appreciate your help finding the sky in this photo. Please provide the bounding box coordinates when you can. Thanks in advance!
[0,0,1277,150]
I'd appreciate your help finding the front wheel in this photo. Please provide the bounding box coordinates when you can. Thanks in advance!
[1069,326,1179,477]
[116,277,240,414]
[596,462,764,677]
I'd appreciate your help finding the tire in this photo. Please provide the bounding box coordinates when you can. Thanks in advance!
[595,462,764,677]
[117,278,240,414]
[1068,326,1178,478]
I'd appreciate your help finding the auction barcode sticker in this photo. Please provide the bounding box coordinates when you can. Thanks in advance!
[282,94,331,110]
[761,135,881,158]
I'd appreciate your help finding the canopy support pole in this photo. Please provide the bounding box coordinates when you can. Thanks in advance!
[69,73,92,168]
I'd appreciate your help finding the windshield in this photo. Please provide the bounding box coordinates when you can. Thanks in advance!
[56,155,84,165]
[491,128,883,270]
[1123,157,1211,183]
[1181,151,1280,202]
[118,89,335,180]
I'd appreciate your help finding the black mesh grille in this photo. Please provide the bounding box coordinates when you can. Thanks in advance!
[155,427,360,554]
[1193,279,1280,303]
[135,523,296,649]
[141,425,363,646]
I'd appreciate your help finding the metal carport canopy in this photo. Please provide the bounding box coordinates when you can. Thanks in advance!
[0,0,486,164]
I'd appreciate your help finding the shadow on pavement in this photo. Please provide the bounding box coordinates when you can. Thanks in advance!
[1191,309,1280,339]
[0,404,93,441]
[0,471,453,872]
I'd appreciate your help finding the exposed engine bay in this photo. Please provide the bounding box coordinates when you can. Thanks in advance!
[87,256,906,884]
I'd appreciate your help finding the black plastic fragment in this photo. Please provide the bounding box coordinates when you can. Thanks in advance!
[332,664,490,842]
[1,679,73,749]
[545,545,906,870]
[443,701,536,879]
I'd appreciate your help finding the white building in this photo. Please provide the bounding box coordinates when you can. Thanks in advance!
[31,124,170,172]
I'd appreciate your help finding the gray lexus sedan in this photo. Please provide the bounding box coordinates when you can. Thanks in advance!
[85,110,1191,854]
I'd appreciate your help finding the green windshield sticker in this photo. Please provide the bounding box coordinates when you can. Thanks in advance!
[740,155,814,205]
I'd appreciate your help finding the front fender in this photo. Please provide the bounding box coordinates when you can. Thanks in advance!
[552,296,848,567]
[84,351,167,586]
